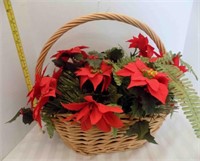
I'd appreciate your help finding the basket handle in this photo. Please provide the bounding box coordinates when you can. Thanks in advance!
[36,12,166,75]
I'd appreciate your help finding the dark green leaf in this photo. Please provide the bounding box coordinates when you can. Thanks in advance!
[112,128,118,138]
[42,114,55,138]
[144,132,157,144]
[106,47,124,62]
[22,108,34,124]
[6,109,21,123]
[126,120,157,144]
[130,102,145,117]
[52,59,65,67]
[6,107,34,125]
[73,53,83,61]
[87,59,102,69]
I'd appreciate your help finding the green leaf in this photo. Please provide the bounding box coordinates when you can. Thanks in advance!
[88,50,106,59]
[6,109,21,123]
[112,63,123,86]
[130,102,145,117]
[22,108,34,124]
[73,53,83,61]
[141,93,159,115]
[87,59,102,69]
[105,47,124,62]
[144,132,157,144]
[52,59,65,67]
[6,108,34,125]
[42,114,55,138]
[126,120,157,144]
[112,128,118,138]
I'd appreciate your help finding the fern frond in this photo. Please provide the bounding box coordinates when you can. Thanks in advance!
[155,51,173,65]
[117,56,136,68]
[155,64,200,138]
[181,60,198,80]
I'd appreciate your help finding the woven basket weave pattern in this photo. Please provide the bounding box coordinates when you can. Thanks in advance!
[36,13,167,155]
[52,114,166,155]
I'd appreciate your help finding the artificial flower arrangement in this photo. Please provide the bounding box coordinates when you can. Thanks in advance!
[10,33,200,153]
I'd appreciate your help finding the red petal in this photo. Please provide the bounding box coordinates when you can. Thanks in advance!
[64,114,77,121]
[146,45,154,58]
[147,83,168,104]
[79,76,88,89]
[89,74,103,91]
[76,106,90,121]
[90,107,102,125]
[179,66,188,73]
[146,79,160,92]
[75,67,94,77]
[78,45,89,49]
[101,76,111,92]
[81,115,92,131]
[101,61,112,76]
[43,89,56,98]
[33,97,48,128]
[155,73,169,86]
[127,79,147,89]
[135,59,149,71]
[96,118,111,132]
[52,68,62,79]
[123,63,138,73]
[41,66,48,77]
[149,57,159,63]
[116,68,132,77]
[61,102,88,111]
[97,103,123,113]
[84,96,95,102]
[173,55,180,66]
[103,112,124,128]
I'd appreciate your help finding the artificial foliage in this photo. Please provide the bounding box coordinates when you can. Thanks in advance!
[9,33,200,143]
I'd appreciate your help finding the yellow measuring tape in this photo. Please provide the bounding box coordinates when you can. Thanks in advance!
[4,0,32,92]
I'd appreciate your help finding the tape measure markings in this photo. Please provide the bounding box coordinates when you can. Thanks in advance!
[4,0,32,92]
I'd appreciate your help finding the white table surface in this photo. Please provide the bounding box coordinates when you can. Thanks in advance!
[3,110,200,161]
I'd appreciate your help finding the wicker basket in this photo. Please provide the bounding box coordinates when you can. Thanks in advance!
[35,13,167,155]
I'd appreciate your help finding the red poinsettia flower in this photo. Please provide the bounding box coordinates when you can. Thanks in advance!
[75,61,112,92]
[172,55,187,73]
[116,59,169,104]
[51,46,88,61]
[61,96,124,132]
[27,68,62,127]
[127,34,162,58]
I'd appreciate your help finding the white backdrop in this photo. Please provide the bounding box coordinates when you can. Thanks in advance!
[1,0,199,160]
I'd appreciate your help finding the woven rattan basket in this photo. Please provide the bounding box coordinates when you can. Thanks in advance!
[36,13,167,155]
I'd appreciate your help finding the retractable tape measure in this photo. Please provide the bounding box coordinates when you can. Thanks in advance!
[4,0,32,92]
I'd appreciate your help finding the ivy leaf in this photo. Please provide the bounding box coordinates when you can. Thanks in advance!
[42,114,55,138]
[88,50,106,59]
[141,94,158,115]
[6,109,21,123]
[52,59,65,67]
[22,108,34,124]
[106,47,124,62]
[130,101,145,117]
[126,120,157,144]
[87,59,102,69]
[73,53,83,61]
[6,107,34,125]
[144,132,157,144]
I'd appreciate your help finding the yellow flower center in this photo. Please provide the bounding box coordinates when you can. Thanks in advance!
[143,69,158,78]
[91,69,102,74]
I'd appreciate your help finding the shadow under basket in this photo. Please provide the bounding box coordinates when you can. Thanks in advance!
[51,114,166,155]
